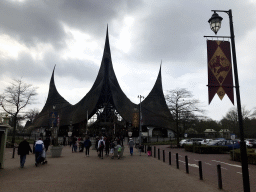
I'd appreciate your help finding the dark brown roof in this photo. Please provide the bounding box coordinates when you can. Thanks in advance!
[141,65,173,128]
[32,28,173,129]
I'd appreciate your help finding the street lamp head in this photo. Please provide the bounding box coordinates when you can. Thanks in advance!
[208,11,223,34]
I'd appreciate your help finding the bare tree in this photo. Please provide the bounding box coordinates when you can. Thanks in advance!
[23,108,39,123]
[221,106,256,137]
[165,88,205,147]
[0,79,37,158]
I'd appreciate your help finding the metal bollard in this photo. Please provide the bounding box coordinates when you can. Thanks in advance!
[169,152,171,165]
[185,156,189,174]
[145,145,146,153]
[154,146,156,158]
[150,146,152,156]
[176,153,179,169]
[217,164,222,189]
[158,148,160,160]
[199,161,203,180]
[163,150,165,162]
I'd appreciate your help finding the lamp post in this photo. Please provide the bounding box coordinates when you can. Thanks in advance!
[147,127,150,144]
[138,95,144,145]
[68,120,73,137]
[208,9,250,192]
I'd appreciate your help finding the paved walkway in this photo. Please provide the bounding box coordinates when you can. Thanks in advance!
[0,145,223,192]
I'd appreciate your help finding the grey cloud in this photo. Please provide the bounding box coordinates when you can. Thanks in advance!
[0,51,99,85]
[0,0,143,50]
[127,0,256,67]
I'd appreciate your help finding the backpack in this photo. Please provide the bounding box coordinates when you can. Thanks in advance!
[35,143,43,153]
[99,141,104,148]
[118,147,122,152]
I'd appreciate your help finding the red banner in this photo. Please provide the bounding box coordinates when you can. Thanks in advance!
[207,40,234,104]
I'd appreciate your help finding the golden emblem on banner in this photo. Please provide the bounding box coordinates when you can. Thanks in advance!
[132,112,139,128]
[208,41,232,100]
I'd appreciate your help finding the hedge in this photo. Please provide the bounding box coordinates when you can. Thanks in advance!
[230,149,256,164]
[184,144,229,154]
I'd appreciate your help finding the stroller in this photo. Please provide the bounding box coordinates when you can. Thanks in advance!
[40,149,48,165]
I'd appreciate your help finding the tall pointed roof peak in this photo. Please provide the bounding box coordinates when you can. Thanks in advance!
[103,25,111,58]
[158,61,162,78]
[50,65,56,85]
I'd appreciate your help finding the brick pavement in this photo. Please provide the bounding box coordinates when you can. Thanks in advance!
[0,145,222,192]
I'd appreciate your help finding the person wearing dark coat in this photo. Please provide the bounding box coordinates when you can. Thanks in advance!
[105,137,110,156]
[44,137,51,152]
[84,137,92,156]
[18,138,32,168]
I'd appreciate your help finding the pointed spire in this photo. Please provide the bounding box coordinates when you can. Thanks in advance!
[103,25,111,57]
[158,62,162,81]
[50,65,57,87]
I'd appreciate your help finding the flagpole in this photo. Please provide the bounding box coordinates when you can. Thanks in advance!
[227,9,250,192]
[207,9,250,191]
[138,95,144,146]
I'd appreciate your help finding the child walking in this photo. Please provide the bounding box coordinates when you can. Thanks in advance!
[110,140,115,159]
[116,142,122,159]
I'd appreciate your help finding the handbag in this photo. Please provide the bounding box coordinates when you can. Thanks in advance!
[41,150,46,158]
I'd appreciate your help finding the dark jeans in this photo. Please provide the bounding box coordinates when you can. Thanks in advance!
[99,148,104,158]
[35,152,42,164]
[20,155,26,167]
[85,147,90,156]
[72,144,77,152]
[130,147,133,154]
[105,147,109,155]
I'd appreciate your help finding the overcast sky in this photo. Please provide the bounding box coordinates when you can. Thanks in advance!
[1,0,256,122]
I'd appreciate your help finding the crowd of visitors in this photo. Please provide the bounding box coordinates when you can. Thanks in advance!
[16,134,140,168]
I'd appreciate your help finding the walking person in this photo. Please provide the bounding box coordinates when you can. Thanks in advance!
[68,136,72,147]
[18,138,32,168]
[128,138,134,156]
[34,138,44,167]
[147,146,152,156]
[95,136,99,153]
[105,137,110,156]
[98,136,105,159]
[116,142,122,159]
[43,137,50,152]
[84,137,91,157]
[110,140,115,159]
[72,136,78,153]
[63,135,66,146]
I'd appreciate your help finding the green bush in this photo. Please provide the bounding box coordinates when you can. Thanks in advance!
[184,145,229,154]
[230,149,256,164]
[184,145,194,152]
